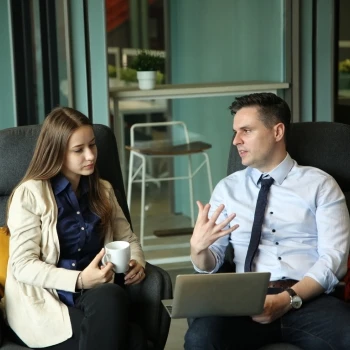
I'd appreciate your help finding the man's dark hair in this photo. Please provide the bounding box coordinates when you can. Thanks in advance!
[229,93,291,135]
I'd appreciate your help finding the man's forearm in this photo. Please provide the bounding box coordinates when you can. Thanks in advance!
[191,247,217,272]
[290,276,325,301]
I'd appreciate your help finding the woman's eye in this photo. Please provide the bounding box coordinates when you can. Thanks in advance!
[89,143,96,148]
[74,149,83,153]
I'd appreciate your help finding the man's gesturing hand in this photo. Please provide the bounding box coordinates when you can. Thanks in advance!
[190,201,239,254]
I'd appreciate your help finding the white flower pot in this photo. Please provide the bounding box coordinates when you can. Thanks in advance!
[137,71,156,90]
[109,78,119,88]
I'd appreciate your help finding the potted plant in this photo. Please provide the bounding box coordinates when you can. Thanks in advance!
[339,59,350,90]
[108,64,119,88]
[130,50,165,90]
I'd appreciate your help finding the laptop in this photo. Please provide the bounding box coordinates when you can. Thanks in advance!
[162,272,271,318]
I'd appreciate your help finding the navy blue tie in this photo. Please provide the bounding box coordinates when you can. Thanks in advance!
[244,177,274,272]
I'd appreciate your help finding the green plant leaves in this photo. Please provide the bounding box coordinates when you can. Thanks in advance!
[129,50,165,72]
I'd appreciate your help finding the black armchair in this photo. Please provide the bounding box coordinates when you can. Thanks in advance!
[0,124,172,350]
[224,121,350,350]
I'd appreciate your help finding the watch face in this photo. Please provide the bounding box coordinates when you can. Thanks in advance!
[291,295,303,309]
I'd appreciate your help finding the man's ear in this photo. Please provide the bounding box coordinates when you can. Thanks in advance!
[274,123,285,142]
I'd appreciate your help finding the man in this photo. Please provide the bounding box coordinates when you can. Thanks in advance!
[185,93,350,349]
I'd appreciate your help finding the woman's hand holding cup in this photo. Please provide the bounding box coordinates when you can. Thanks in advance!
[124,260,145,285]
[80,248,115,289]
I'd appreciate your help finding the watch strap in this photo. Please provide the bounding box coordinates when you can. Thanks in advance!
[285,288,297,297]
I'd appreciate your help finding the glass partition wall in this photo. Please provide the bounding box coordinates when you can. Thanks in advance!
[335,0,350,124]
[106,0,167,88]
[10,0,72,125]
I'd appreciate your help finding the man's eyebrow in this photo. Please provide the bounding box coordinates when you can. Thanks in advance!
[233,125,251,132]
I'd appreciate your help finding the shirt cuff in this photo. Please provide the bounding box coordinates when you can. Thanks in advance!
[304,268,340,294]
[191,248,221,274]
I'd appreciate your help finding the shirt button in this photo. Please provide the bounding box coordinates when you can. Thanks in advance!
[281,276,286,279]
[77,211,80,215]
[272,229,276,233]
[270,212,273,214]
[72,263,76,267]
[78,248,81,252]
[278,257,282,260]
[275,242,279,245]
[81,227,85,230]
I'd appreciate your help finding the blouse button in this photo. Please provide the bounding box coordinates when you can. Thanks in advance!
[77,211,80,215]
[72,263,76,267]
[81,227,85,230]
[78,248,81,252]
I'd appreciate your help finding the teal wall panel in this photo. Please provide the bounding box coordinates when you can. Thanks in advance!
[300,0,334,122]
[0,0,16,129]
[87,0,110,125]
[69,0,89,116]
[300,0,313,122]
[69,0,109,125]
[315,0,333,121]
[170,0,285,215]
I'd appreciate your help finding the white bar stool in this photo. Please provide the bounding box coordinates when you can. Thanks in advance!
[126,121,213,246]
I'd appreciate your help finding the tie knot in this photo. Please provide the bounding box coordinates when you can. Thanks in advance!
[260,177,274,188]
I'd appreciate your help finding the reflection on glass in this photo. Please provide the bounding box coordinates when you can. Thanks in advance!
[336,0,350,124]
[106,0,166,88]
[32,0,45,122]
[56,0,69,106]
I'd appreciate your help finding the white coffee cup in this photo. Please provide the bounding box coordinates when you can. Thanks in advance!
[102,241,131,273]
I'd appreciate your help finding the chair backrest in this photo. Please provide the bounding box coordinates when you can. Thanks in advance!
[0,124,174,349]
[0,124,131,228]
[224,121,350,270]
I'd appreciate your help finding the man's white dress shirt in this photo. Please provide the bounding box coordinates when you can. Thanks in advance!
[193,154,350,293]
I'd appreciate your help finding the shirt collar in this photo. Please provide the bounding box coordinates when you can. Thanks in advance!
[51,173,89,195]
[247,153,294,186]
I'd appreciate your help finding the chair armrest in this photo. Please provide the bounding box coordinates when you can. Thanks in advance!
[126,262,173,350]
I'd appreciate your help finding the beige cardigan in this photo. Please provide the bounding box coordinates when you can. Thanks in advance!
[4,179,145,348]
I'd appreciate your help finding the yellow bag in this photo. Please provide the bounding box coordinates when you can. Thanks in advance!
[0,227,9,298]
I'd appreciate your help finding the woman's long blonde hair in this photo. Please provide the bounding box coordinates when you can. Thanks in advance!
[6,107,111,236]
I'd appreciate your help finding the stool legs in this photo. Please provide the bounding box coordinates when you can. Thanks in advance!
[127,152,213,248]
[127,152,134,209]
[127,151,147,246]
[140,155,146,246]
[203,152,214,193]
[187,155,195,227]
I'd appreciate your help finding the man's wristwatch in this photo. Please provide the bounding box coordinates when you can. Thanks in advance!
[285,288,303,309]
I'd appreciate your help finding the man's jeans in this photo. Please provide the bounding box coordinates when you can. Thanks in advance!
[185,294,350,350]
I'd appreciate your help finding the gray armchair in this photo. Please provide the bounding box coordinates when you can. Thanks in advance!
[0,124,172,350]
[224,121,350,350]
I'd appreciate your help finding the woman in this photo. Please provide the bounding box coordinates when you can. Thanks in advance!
[4,107,146,349]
